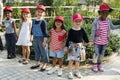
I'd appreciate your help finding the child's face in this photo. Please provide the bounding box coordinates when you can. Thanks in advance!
[100,10,109,20]
[4,11,12,19]
[73,19,82,28]
[55,20,62,29]
[22,12,30,20]
[35,9,45,19]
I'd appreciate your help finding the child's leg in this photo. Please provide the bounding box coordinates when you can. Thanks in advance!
[47,57,57,74]
[22,46,27,60]
[26,46,30,60]
[33,37,41,65]
[74,61,82,78]
[68,60,74,79]
[68,60,74,72]
[92,44,100,71]
[5,34,11,58]
[97,45,106,71]
[11,33,16,57]
[75,61,80,70]
[52,57,57,67]
[57,58,63,76]
[58,58,63,68]
[22,46,30,64]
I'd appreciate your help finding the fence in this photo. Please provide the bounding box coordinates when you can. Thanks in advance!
[4,6,120,21]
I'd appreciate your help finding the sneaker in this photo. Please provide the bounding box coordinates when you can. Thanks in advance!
[40,67,46,72]
[30,65,40,69]
[74,71,82,78]
[7,55,12,59]
[98,64,104,72]
[47,67,56,75]
[23,60,29,65]
[92,64,98,72]
[58,68,62,76]
[11,54,16,58]
[18,59,26,63]
[68,72,73,79]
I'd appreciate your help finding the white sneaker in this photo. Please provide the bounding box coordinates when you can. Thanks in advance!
[58,68,62,76]
[68,72,73,79]
[47,67,56,75]
[74,71,83,78]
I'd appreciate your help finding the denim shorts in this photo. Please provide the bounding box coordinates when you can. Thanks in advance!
[49,49,64,58]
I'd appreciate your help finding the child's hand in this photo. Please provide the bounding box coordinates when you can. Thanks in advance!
[64,47,68,54]
[15,34,18,39]
[89,42,94,47]
[0,24,2,27]
[30,38,32,42]
[42,41,46,48]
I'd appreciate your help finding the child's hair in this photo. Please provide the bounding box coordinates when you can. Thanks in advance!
[21,8,31,22]
[53,16,65,30]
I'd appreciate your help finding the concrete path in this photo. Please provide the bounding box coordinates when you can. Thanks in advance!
[0,50,120,80]
[0,32,120,80]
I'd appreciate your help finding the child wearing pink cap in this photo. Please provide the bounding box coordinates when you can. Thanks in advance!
[89,3,120,72]
[16,8,32,64]
[64,13,89,79]
[47,16,67,76]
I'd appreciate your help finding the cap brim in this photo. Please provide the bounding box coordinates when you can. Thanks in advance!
[109,8,113,12]
[98,8,113,13]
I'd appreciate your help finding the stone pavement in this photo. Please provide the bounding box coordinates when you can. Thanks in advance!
[0,33,120,80]
[0,50,120,80]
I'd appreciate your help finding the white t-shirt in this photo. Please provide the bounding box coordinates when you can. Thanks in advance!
[0,2,3,24]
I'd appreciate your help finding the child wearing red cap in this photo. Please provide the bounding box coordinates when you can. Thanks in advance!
[30,4,49,72]
[89,3,120,72]
[3,6,17,59]
[16,8,32,64]
[64,13,89,79]
[47,16,67,76]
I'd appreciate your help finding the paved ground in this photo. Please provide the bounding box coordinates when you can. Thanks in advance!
[0,33,120,80]
[0,51,120,80]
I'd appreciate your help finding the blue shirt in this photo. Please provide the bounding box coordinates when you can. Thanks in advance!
[31,19,47,37]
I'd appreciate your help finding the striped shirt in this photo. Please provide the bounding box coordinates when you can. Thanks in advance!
[94,19,109,45]
[49,28,67,52]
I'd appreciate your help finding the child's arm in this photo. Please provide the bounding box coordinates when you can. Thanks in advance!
[12,21,17,38]
[29,21,32,42]
[109,19,120,29]
[90,20,96,42]
[82,28,89,43]
[41,20,48,47]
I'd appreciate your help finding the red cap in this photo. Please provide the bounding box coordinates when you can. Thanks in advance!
[99,3,113,12]
[55,16,64,22]
[36,4,46,11]
[72,13,83,21]
[4,6,13,12]
[22,8,30,13]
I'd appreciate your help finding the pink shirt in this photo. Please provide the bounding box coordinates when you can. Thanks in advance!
[94,19,109,45]
[50,28,67,52]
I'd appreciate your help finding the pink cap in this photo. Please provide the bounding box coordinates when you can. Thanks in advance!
[22,8,30,13]
[36,4,46,11]
[4,6,13,12]
[54,16,64,22]
[72,13,83,21]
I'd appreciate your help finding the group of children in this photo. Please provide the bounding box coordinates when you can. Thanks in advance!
[1,3,120,79]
